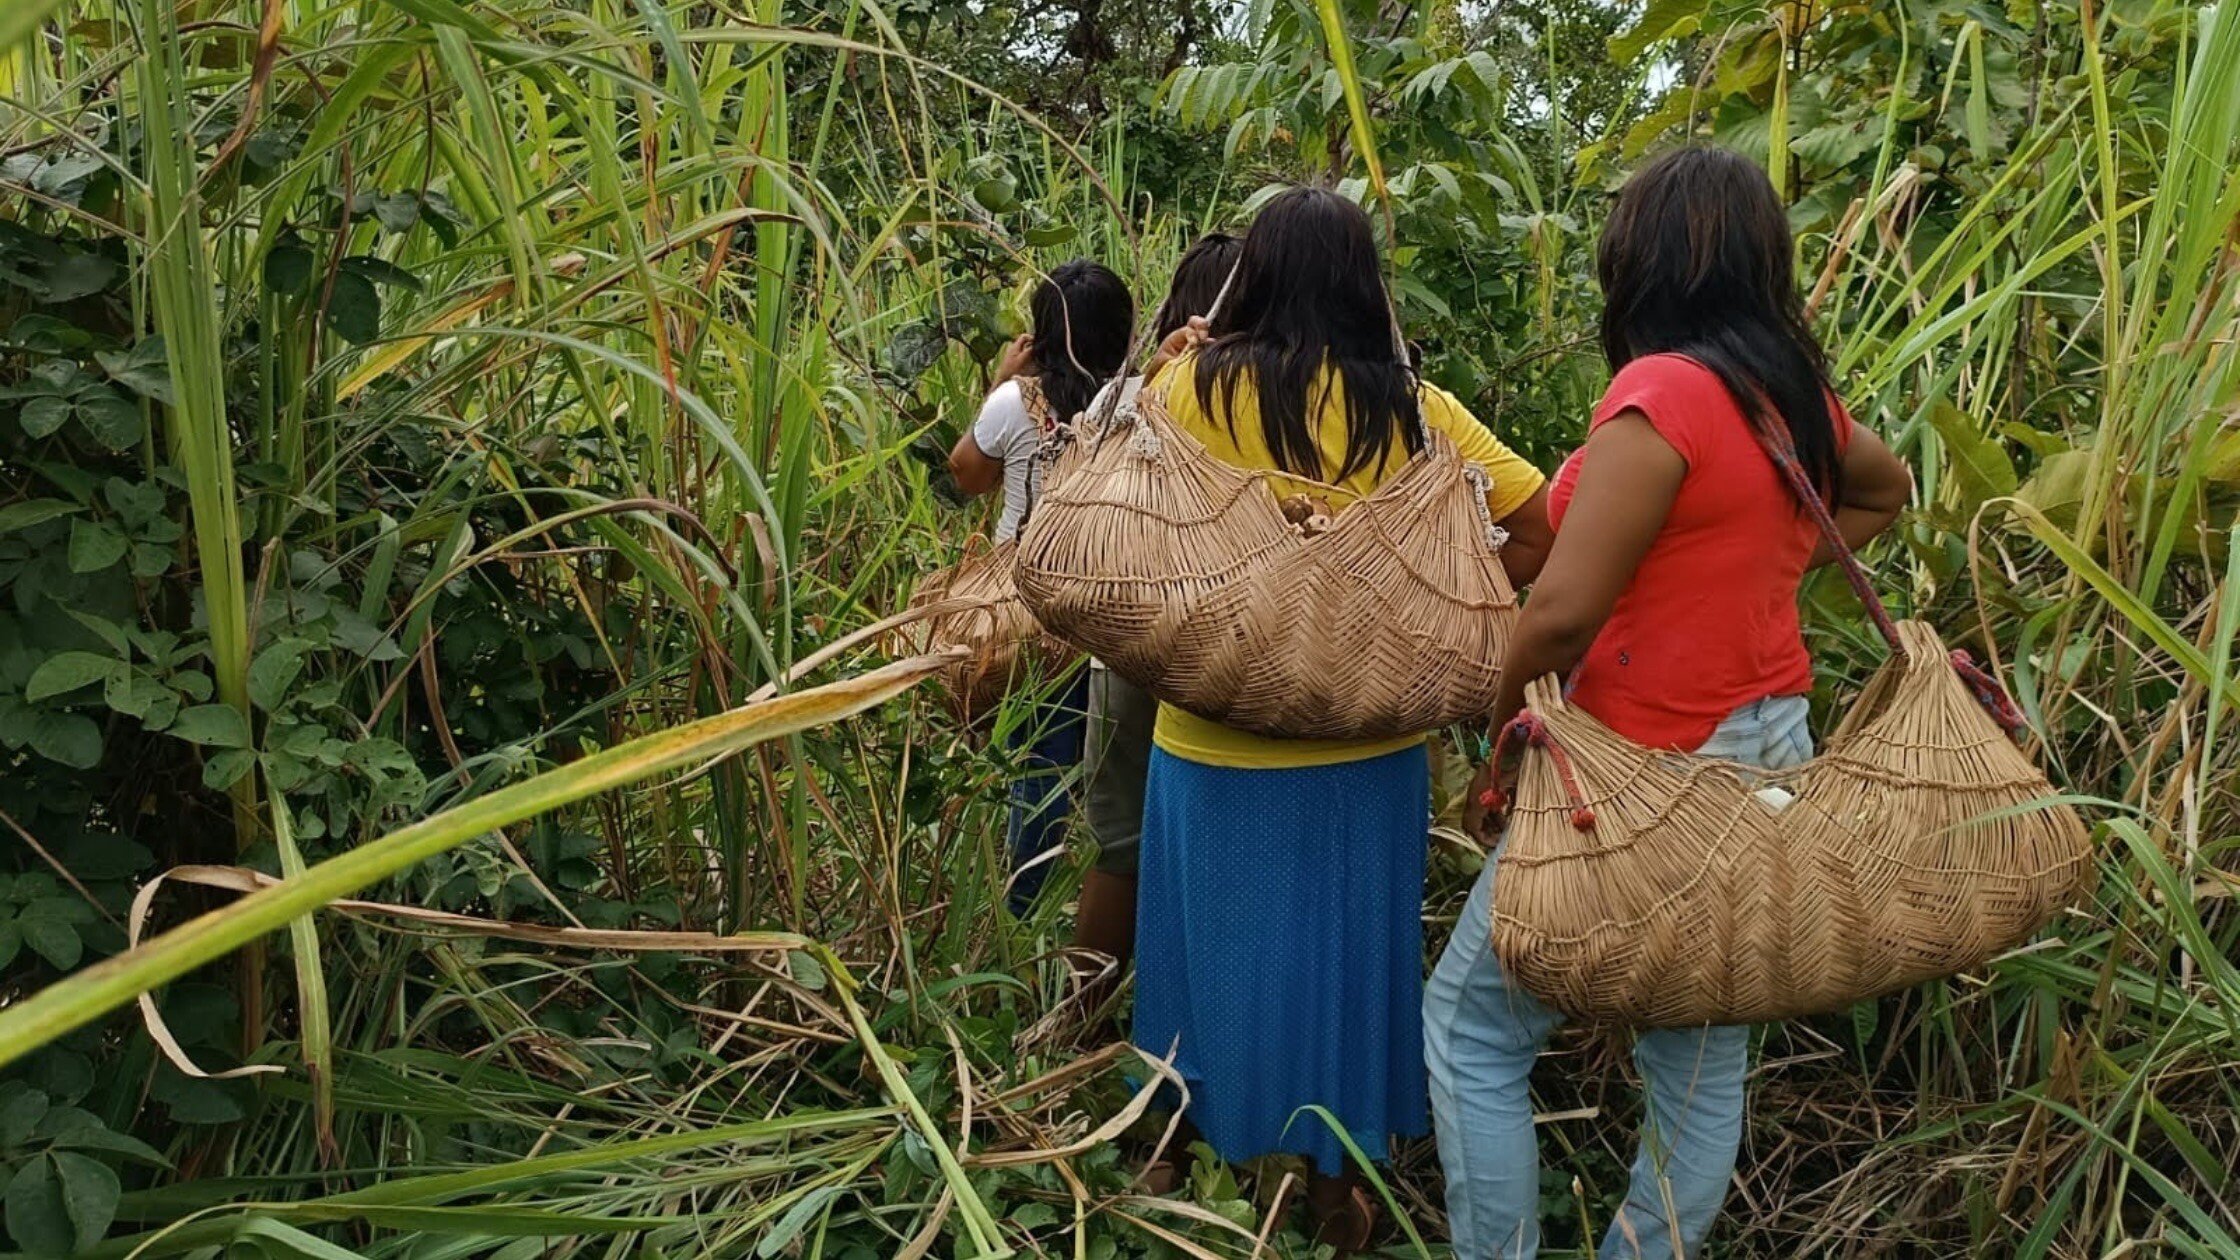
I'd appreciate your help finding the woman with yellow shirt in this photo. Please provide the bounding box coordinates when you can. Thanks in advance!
[1131,187,1551,1246]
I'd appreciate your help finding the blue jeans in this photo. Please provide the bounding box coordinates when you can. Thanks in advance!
[1005,668,1090,912]
[1424,695,1813,1259]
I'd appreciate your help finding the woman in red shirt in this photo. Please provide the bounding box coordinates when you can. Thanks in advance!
[1424,147,1912,1258]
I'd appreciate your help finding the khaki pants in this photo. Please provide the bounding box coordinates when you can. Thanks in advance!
[1082,663,1157,875]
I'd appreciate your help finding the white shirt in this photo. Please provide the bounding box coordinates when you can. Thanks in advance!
[973,375,1142,542]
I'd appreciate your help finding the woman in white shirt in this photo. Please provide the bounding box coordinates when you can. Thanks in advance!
[947,260,1135,910]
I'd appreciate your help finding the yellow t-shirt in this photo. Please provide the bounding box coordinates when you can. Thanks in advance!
[1149,354,1547,770]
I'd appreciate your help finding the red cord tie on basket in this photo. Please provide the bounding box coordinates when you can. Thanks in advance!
[1478,713,1597,831]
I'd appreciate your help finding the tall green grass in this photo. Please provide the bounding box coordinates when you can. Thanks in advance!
[0,1,2234,1256]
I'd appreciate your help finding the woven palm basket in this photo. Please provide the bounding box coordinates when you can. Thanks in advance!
[1488,420,2095,1028]
[902,379,1078,724]
[902,537,1075,725]
[1013,387,1519,741]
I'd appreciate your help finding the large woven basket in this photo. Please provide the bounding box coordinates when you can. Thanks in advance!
[903,536,1075,724]
[1487,419,2095,1027]
[1013,387,1519,741]
[904,379,1079,724]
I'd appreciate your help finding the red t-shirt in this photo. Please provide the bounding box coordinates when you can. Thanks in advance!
[1547,354,1854,751]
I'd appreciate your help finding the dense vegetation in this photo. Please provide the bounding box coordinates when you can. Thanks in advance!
[0,0,2235,1255]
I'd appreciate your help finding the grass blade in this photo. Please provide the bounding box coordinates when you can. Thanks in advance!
[0,654,956,1067]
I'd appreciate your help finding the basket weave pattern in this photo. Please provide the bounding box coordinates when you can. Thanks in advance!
[1013,389,1519,741]
[1490,631,2094,1026]
[903,537,1075,724]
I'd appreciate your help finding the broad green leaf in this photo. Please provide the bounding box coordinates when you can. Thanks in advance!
[0,500,80,537]
[249,642,310,711]
[93,339,174,405]
[264,243,314,295]
[27,714,99,770]
[72,390,142,450]
[53,833,149,881]
[338,255,423,292]
[370,192,422,234]
[65,519,127,573]
[202,748,258,791]
[1611,0,1710,63]
[326,271,382,343]
[151,1073,245,1124]
[2206,427,2240,485]
[2016,448,2095,528]
[1963,22,1993,157]
[128,542,173,578]
[47,1121,168,1167]
[101,669,164,719]
[17,908,81,971]
[5,1156,72,1257]
[969,177,1016,212]
[330,608,405,661]
[19,396,69,439]
[169,704,250,748]
[38,251,116,303]
[0,1087,49,1144]
[785,949,828,991]
[49,1151,116,1252]
[1929,401,2018,513]
[25,652,117,702]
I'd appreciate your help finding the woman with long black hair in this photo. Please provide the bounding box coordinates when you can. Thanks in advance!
[1424,147,1912,1258]
[949,259,1134,910]
[1133,188,1551,1246]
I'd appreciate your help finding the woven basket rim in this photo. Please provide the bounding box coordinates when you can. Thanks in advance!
[1095,385,1491,511]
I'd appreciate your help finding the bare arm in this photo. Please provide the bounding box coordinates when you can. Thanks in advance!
[1491,485,1554,588]
[1487,413,1682,736]
[947,430,1004,498]
[1465,413,1681,837]
[1143,316,1208,385]
[1813,425,1911,566]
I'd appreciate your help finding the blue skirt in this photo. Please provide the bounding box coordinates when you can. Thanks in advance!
[1132,743,1431,1173]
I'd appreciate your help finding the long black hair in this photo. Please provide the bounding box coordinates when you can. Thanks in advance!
[1598,146,1841,495]
[1193,188,1419,481]
[1152,232,1241,342]
[1028,259,1134,426]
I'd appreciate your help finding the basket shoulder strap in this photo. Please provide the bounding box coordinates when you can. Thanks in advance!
[1745,407,1906,657]
[1016,376,1058,434]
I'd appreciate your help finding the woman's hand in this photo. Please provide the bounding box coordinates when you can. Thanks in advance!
[1144,316,1210,382]
[993,333,1035,385]
[1462,758,1508,844]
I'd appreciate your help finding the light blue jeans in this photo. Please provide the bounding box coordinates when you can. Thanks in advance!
[1424,695,1813,1260]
